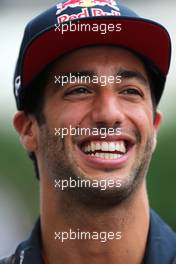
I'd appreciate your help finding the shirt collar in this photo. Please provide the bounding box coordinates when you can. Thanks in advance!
[15,219,43,264]
[144,210,176,264]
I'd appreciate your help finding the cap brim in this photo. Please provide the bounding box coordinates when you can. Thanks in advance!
[22,16,171,88]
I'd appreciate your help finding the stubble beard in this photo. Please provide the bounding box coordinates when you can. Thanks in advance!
[39,124,154,207]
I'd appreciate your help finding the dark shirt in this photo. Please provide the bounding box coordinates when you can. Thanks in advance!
[1,210,176,264]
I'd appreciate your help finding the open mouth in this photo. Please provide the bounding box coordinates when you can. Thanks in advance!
[75,134,136,170]
[78,138,132,161]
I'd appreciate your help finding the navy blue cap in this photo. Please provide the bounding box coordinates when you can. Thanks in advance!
[14,0,171,110]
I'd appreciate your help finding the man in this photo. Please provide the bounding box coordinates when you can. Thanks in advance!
[1,1,176,264]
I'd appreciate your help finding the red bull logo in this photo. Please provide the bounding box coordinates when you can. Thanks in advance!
[57,0,120,13]
[56,0,120,15]
[56,0,120,23]
[56,0,85,14]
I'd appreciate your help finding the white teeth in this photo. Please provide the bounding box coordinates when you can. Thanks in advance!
[114,153,118,159]
[95,142,101,150]
[88,152,123,159]
[84,141,126,154]
[87,145,91,152]
[105,153,110,159]
[110,153,113,159]
[91,142,96,152]
[119,142,126,153]
[109,142,116,151]
[95,152,100,158]
[115,142,126,153]
[101,153,105,159]
[101,142,109,151]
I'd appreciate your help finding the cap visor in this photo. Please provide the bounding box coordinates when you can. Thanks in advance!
[22,17,171,88]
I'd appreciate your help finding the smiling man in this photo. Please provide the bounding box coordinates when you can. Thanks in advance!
[1,1,176,264]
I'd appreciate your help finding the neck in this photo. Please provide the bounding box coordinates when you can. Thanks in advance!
[41,182,149,264]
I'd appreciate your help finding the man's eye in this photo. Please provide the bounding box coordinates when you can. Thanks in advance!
[122,88,143,96]
[66,87,91,95]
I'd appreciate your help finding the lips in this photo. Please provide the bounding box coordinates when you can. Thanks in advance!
[76,134,135,165]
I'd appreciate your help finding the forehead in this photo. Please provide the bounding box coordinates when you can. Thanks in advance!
[48,45,148,76]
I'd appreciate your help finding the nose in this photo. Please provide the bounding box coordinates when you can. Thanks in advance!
[90,89,125,128]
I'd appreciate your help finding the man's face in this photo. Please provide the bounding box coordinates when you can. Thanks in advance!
[36,46,161,204]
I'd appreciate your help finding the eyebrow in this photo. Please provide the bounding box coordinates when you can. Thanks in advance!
[55,68,148,87]
[117,68,148,85]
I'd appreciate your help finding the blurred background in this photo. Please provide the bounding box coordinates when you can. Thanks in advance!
[0,0,175,258]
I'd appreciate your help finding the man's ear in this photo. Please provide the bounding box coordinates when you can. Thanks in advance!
[154,110,162,131]
[152,110,162,152]
[13,111,38,152]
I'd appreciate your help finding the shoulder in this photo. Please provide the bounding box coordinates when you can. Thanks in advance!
[144,210,176,264]
[151,209,176,243]
[0,218,43,264]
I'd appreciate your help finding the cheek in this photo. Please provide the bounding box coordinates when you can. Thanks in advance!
[45,98,91,129]
[125,104,154,137]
